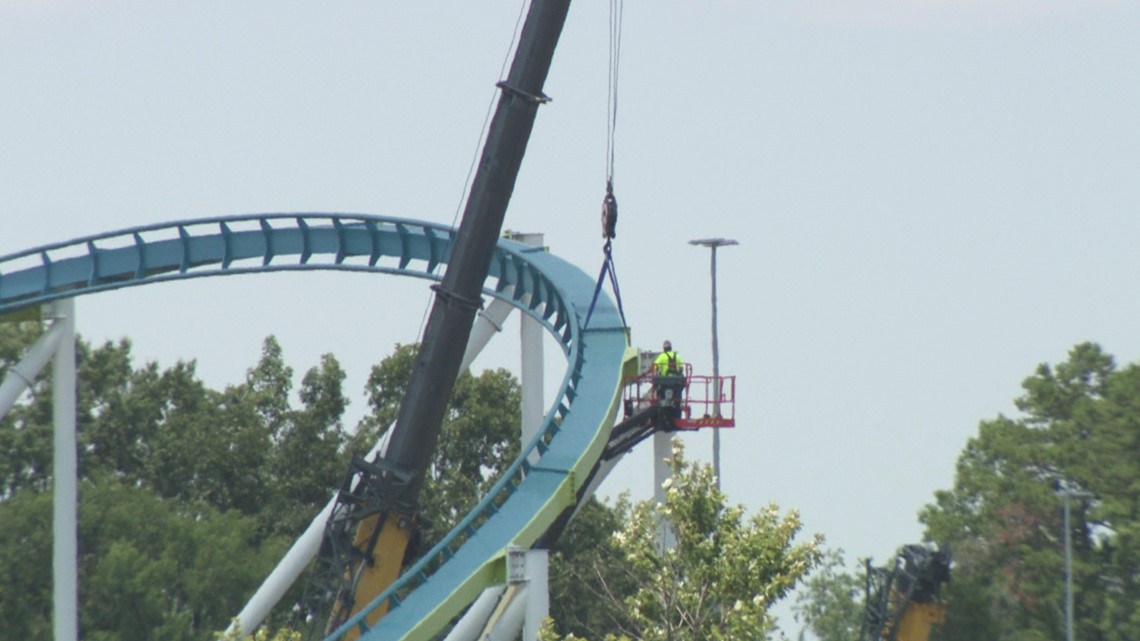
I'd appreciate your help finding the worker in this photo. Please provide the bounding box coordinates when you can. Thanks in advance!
[652,340,685,409]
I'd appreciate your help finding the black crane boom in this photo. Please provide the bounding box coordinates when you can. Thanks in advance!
[384,0,571,506]
[313,2,575,635]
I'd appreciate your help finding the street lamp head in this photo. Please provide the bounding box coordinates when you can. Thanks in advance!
[689,238,739,248]
[1057,486,1094,500]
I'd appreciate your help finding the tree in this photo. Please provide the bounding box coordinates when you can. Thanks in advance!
[0,328,352,641]
[216,624,302,641]
[791,549,863,641]
[262,347,350,536]
[0,326,637,641]
[0,477,292,641]
[0,488,52,639]
[549,496,640,639]
[80,480,295,641]
[544,441,823,641]
[920,342,1140,641]
[347,342,417,456]
[0,317,55,496]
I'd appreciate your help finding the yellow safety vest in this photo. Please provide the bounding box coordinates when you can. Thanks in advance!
[654,351,683,376]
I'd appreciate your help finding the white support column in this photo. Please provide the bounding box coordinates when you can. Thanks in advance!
[0,313,66,417]
[457,548,548,641]
[509,232,545,459]
[520,312,543,452]
[51,298,78,641]
[484,588,527,641]
[510,234,549,640]
[462,298,515,370]
[653,431,676,552]
[442,586,507,641]
[522,550,549,641]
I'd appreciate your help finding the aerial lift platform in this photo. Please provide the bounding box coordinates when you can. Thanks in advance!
[603,351,736,461]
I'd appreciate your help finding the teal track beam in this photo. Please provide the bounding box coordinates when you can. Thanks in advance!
[0,213,631,641]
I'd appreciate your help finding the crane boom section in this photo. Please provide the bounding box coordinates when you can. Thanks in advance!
[385,0,572,504]
[330,0,574,633]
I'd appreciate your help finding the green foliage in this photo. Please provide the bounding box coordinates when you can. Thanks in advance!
[0,488,52,639]
[0,479,291,641]
[261,349,349,535]
[549,496,639,638]
[215,621,302,641]
[0,319,51,496]
[920,342,1140,641]
[546,441,823,641]
[0,327,532,640]
[791,549,863,641]
[348,342,416,455]
[539,616,626,641]
[0,330,350,640]
[933,577,1001,641]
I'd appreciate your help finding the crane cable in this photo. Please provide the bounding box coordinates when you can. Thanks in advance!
[605,0,622,187]
[586,0,627,328]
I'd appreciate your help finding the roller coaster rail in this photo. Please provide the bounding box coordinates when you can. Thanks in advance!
[0,213,632,641]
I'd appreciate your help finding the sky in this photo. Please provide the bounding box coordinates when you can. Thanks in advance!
[3,0,1140,633]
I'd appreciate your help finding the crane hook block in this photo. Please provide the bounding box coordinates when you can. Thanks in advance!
[601,180,618,240]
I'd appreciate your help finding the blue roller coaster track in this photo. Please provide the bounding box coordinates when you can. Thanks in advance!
[0,213,633,641]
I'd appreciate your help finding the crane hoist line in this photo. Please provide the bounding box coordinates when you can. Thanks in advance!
[586,0,627,329]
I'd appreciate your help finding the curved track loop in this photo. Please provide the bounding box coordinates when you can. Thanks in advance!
[0,214,631,641]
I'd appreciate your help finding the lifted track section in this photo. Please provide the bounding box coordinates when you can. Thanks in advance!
[0,213,632,641]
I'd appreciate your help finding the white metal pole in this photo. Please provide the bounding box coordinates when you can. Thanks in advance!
[520,312,544,454]
[51,298,78,641]
[1064,492,1074,641]
[0,316,66,417]
[462,298,516,369]
[653,432,675,551]
[442,586,507,641]
[709,245,721,490]
[512,234,549,641]
[230,500,335,636]
[653,431,671,506]
[522,550,549,641]
[688,238,737,491]
[485,587,527,641]
[509,232,545,461]
[1058,487,1091,641]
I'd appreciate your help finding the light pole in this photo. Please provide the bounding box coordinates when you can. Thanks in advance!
[688,237,738,490]
[1059,487,1092,641]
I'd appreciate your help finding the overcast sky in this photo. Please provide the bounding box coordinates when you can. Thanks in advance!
[4,0,1139,633]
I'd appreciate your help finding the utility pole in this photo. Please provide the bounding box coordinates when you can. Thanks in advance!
[1060,487,1092,641]
[688,237,737,490]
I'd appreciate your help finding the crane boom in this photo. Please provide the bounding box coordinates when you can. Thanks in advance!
[861,544,951,641]
[318,1,574,635]
[384,0,571,500]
